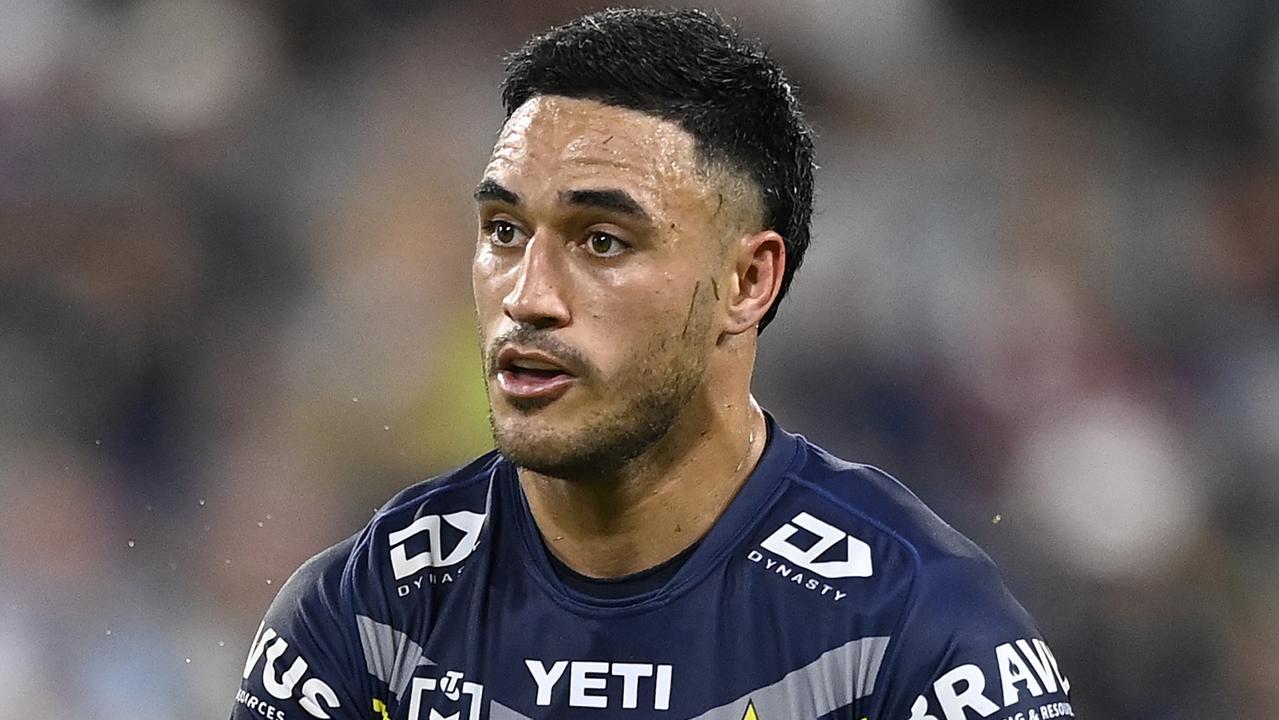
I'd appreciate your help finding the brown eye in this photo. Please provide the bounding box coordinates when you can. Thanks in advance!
[485,220,525,247]
[586,231,627,257]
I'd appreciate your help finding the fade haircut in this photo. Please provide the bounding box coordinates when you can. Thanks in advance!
[501,7,816,332]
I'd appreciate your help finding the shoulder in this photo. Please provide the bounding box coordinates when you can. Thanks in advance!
[255,450,503,632]
[786,436,1034,629]
[271,530,362,611]
[233,453,503,719]
[746,423,1010,621]
[343,450,503,594]
[779,435,1074,718]
[375,450,504,519]
[782,435,998,586]
[266,450,503,612]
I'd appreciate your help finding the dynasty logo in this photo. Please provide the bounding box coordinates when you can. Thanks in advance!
[748,512,872,602]
[388,509,486,595]
[758,512,873,579]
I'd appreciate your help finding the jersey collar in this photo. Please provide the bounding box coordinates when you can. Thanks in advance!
[500,409,804,615]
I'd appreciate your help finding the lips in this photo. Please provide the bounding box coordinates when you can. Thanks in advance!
[495,346,577,401]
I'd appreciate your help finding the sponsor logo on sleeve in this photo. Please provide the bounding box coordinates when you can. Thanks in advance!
[388,509,486,596]
[759,512,873,578]
[747,512,872,602]
[240,622,341,719]
[906,638,1072,720]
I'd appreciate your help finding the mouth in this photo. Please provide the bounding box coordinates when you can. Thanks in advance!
[494,346,578,402]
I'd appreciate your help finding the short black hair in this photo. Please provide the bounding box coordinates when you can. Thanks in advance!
[501,7,815,332]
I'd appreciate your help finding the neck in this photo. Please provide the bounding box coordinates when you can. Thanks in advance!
[517,381,767,579]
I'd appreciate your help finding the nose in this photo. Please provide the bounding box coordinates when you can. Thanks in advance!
[502,235,571,329]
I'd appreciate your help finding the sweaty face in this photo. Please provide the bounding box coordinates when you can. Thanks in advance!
[472,96,729,478]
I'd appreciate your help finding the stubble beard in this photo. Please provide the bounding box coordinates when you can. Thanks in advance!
[488,333,709,481]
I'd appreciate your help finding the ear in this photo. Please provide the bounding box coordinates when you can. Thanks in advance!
[721,229,786,336]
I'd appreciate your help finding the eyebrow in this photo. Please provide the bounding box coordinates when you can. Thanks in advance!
[473,179,652,223]
[473,178,519,205]
[561,188,650,222]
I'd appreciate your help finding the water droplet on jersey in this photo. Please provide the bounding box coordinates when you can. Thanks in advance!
[218,640,225,647]
[383,425,391,431]
[352,396,360,403]
[127,540,136,548]
[265,578,273,585]
[257,521,264,528]
[185,657,191,664]
[105,629,112,636]
[198,498,206,506]
[94,440,101,446]
[265,514,272,520]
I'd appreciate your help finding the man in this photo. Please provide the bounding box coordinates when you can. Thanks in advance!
[232,9,1075,720]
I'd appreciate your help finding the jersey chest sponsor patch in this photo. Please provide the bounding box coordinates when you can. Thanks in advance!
[358,613,889,720]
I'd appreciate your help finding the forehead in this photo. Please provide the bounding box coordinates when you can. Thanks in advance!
[484,96,707,208]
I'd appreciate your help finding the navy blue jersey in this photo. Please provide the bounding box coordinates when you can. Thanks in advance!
[231,415,1075,720]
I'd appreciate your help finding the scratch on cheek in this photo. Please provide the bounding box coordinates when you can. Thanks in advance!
[710,278,720,300]
[682,280,701,338]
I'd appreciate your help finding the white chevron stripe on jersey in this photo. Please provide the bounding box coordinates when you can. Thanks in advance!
[357,614,436,700]
[686,635,891,720]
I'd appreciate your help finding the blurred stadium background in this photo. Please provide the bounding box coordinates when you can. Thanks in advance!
[2,0,1277,716]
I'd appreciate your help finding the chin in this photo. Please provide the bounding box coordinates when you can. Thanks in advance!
[493,428,596,479]
[491,411,572,467]
[486,359,701,479]
[491,407,678,482]
[488,408,606,478]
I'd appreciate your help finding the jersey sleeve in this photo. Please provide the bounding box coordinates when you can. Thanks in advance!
[869,555,1076,720]
[230,533,372,720]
